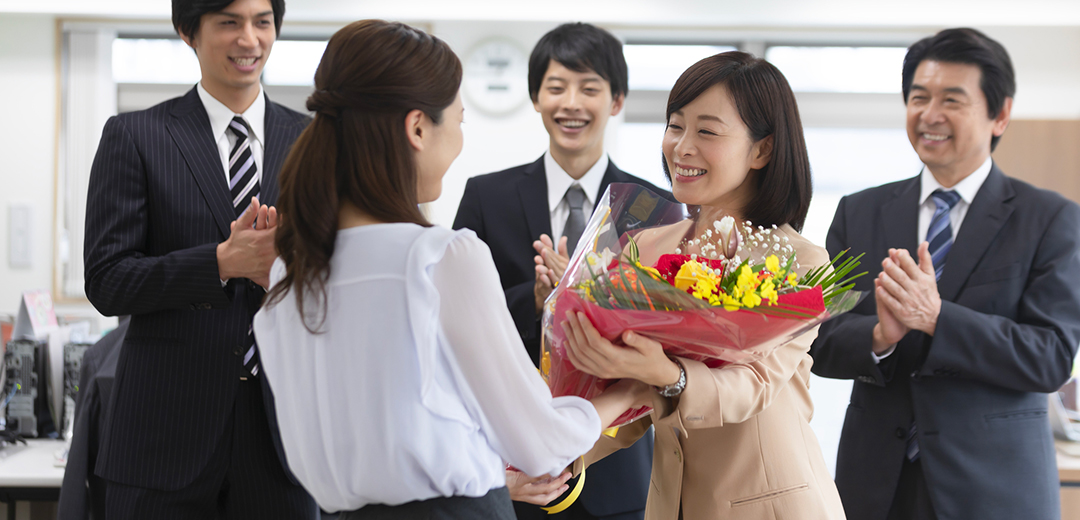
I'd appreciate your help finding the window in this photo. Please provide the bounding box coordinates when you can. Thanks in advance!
[624,44,737,91]
[765,46,908,93]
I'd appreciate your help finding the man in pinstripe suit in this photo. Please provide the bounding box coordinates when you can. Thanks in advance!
[82,0,315,517]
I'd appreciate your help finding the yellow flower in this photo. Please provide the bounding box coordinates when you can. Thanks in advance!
[787,272,798,286]
[675,260,711,292]
[736,264,759,293]
[741,291,762,308]
[765,255,780,274]
[636,262,664,281]
[721,292,742,311]
[760,279,778,304]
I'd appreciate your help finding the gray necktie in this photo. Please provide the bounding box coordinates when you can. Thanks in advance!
[562,185,587,256]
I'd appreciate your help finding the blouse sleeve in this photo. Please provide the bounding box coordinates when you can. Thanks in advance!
[431,231,602,477]
[652,235,831,431]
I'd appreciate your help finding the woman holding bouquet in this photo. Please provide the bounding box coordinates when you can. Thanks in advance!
[253,20,648,519]
[561,52,846,520]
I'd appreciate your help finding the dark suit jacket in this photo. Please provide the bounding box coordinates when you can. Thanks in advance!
[810,164,1080,520]
[453,155,671,518]
[83,87,309,491]
[57,317,127,520]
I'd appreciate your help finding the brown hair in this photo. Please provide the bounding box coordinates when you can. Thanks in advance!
[664,51,812,232]
[267,19,462,332]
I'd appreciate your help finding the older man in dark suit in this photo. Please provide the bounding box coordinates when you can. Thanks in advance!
[453,22,665,520]
[810,28,1080,520]
[82,0,314,518]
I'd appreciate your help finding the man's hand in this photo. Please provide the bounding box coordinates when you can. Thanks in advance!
[534,234,570,282]
[872,254,911,354]
[216,196,278,289]
[534,264,555,315]
[506,469,571,505]
[876,243,942,336]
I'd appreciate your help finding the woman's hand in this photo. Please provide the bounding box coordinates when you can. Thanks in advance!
[506,468,571,505]
[562,311,681,388]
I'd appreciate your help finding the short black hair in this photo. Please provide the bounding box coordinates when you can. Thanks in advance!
[173,0,285,40]
[902,28,1015,151]
[528,23,628,102]
[665,51,812,232]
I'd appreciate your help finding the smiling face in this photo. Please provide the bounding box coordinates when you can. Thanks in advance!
[663,83,771,216]
[905,60,1011,184]
[181,0,276,108]
[416,92,465,204]
[533,59,624,168]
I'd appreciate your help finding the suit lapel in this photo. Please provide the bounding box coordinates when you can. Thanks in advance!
[517,156,552,240]
[167,87,233,239]
[261,96,296,207]
[882,175,921,255]
[937,165,1014,302]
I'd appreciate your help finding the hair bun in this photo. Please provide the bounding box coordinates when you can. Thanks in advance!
[307,89,346,118]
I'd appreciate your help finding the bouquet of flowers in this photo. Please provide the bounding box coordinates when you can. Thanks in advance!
[540,183,865,427]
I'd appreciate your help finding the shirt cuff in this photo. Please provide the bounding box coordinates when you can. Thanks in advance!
[871,344,897,364]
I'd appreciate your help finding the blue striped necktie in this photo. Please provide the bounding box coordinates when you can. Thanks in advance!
[907,188,961,461]
[228,116,260,219]
[228,116,260,379]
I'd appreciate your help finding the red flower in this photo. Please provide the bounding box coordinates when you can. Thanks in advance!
[654,254,724,285]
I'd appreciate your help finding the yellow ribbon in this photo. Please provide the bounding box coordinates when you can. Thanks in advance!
[541,461,585,515]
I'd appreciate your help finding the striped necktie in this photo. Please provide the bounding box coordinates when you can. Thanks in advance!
[228,116,259,218]
[907,188,962,461]
[228,116,261,379]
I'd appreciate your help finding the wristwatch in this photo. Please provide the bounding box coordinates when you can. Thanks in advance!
[655,358,686,397]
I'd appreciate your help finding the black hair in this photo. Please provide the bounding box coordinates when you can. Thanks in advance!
[665,51,812,232]
[528,22,628,102]
[902,28,1015,151]
[172,0,285,40]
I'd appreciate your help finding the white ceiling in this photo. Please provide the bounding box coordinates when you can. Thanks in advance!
[1,0,1077,28]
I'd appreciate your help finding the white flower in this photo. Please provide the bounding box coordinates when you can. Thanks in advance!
[675,247,682,254]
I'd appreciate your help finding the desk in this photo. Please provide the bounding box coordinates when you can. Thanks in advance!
[0,440,65,519]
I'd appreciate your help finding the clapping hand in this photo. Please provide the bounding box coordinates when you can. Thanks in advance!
[534,234,570,282]
[216,196,279,289]
[875,243,942,337]
[533,234,570,314]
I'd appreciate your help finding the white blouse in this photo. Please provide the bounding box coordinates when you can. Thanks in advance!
[253,223,601,513]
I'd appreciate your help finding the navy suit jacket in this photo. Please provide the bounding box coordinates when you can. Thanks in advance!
[810,164,1080,520]
[453,156,671,517]
[83,87,309,490]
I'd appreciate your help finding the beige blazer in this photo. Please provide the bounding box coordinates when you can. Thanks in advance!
[580,224,846,520]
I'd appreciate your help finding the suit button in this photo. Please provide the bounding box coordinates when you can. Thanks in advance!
[233,346,243,356]
[895,427,906,439]
[857,375,874,384]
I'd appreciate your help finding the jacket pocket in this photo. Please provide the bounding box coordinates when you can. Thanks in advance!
[984,408,1047,427]
[731,483,809,507]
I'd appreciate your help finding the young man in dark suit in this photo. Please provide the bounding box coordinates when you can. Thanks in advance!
[82,0,315,517]
[454,22,663,520]
[810,28,1080,520]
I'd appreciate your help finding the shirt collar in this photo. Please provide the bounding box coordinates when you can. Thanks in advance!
[544,151,610,213]
[919,156,993,206]
[196,82,266,145]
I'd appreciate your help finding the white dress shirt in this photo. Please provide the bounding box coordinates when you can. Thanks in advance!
[545,151,608,255]
[872,156,993,363]
[197,82,265,186]
[253,224,602,513]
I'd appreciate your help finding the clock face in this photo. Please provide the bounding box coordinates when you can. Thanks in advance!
[463,39,529,116]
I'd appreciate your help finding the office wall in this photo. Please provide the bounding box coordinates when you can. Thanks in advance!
[0,15,57,319]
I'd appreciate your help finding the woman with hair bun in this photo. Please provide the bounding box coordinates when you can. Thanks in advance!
[254,19,648,519]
